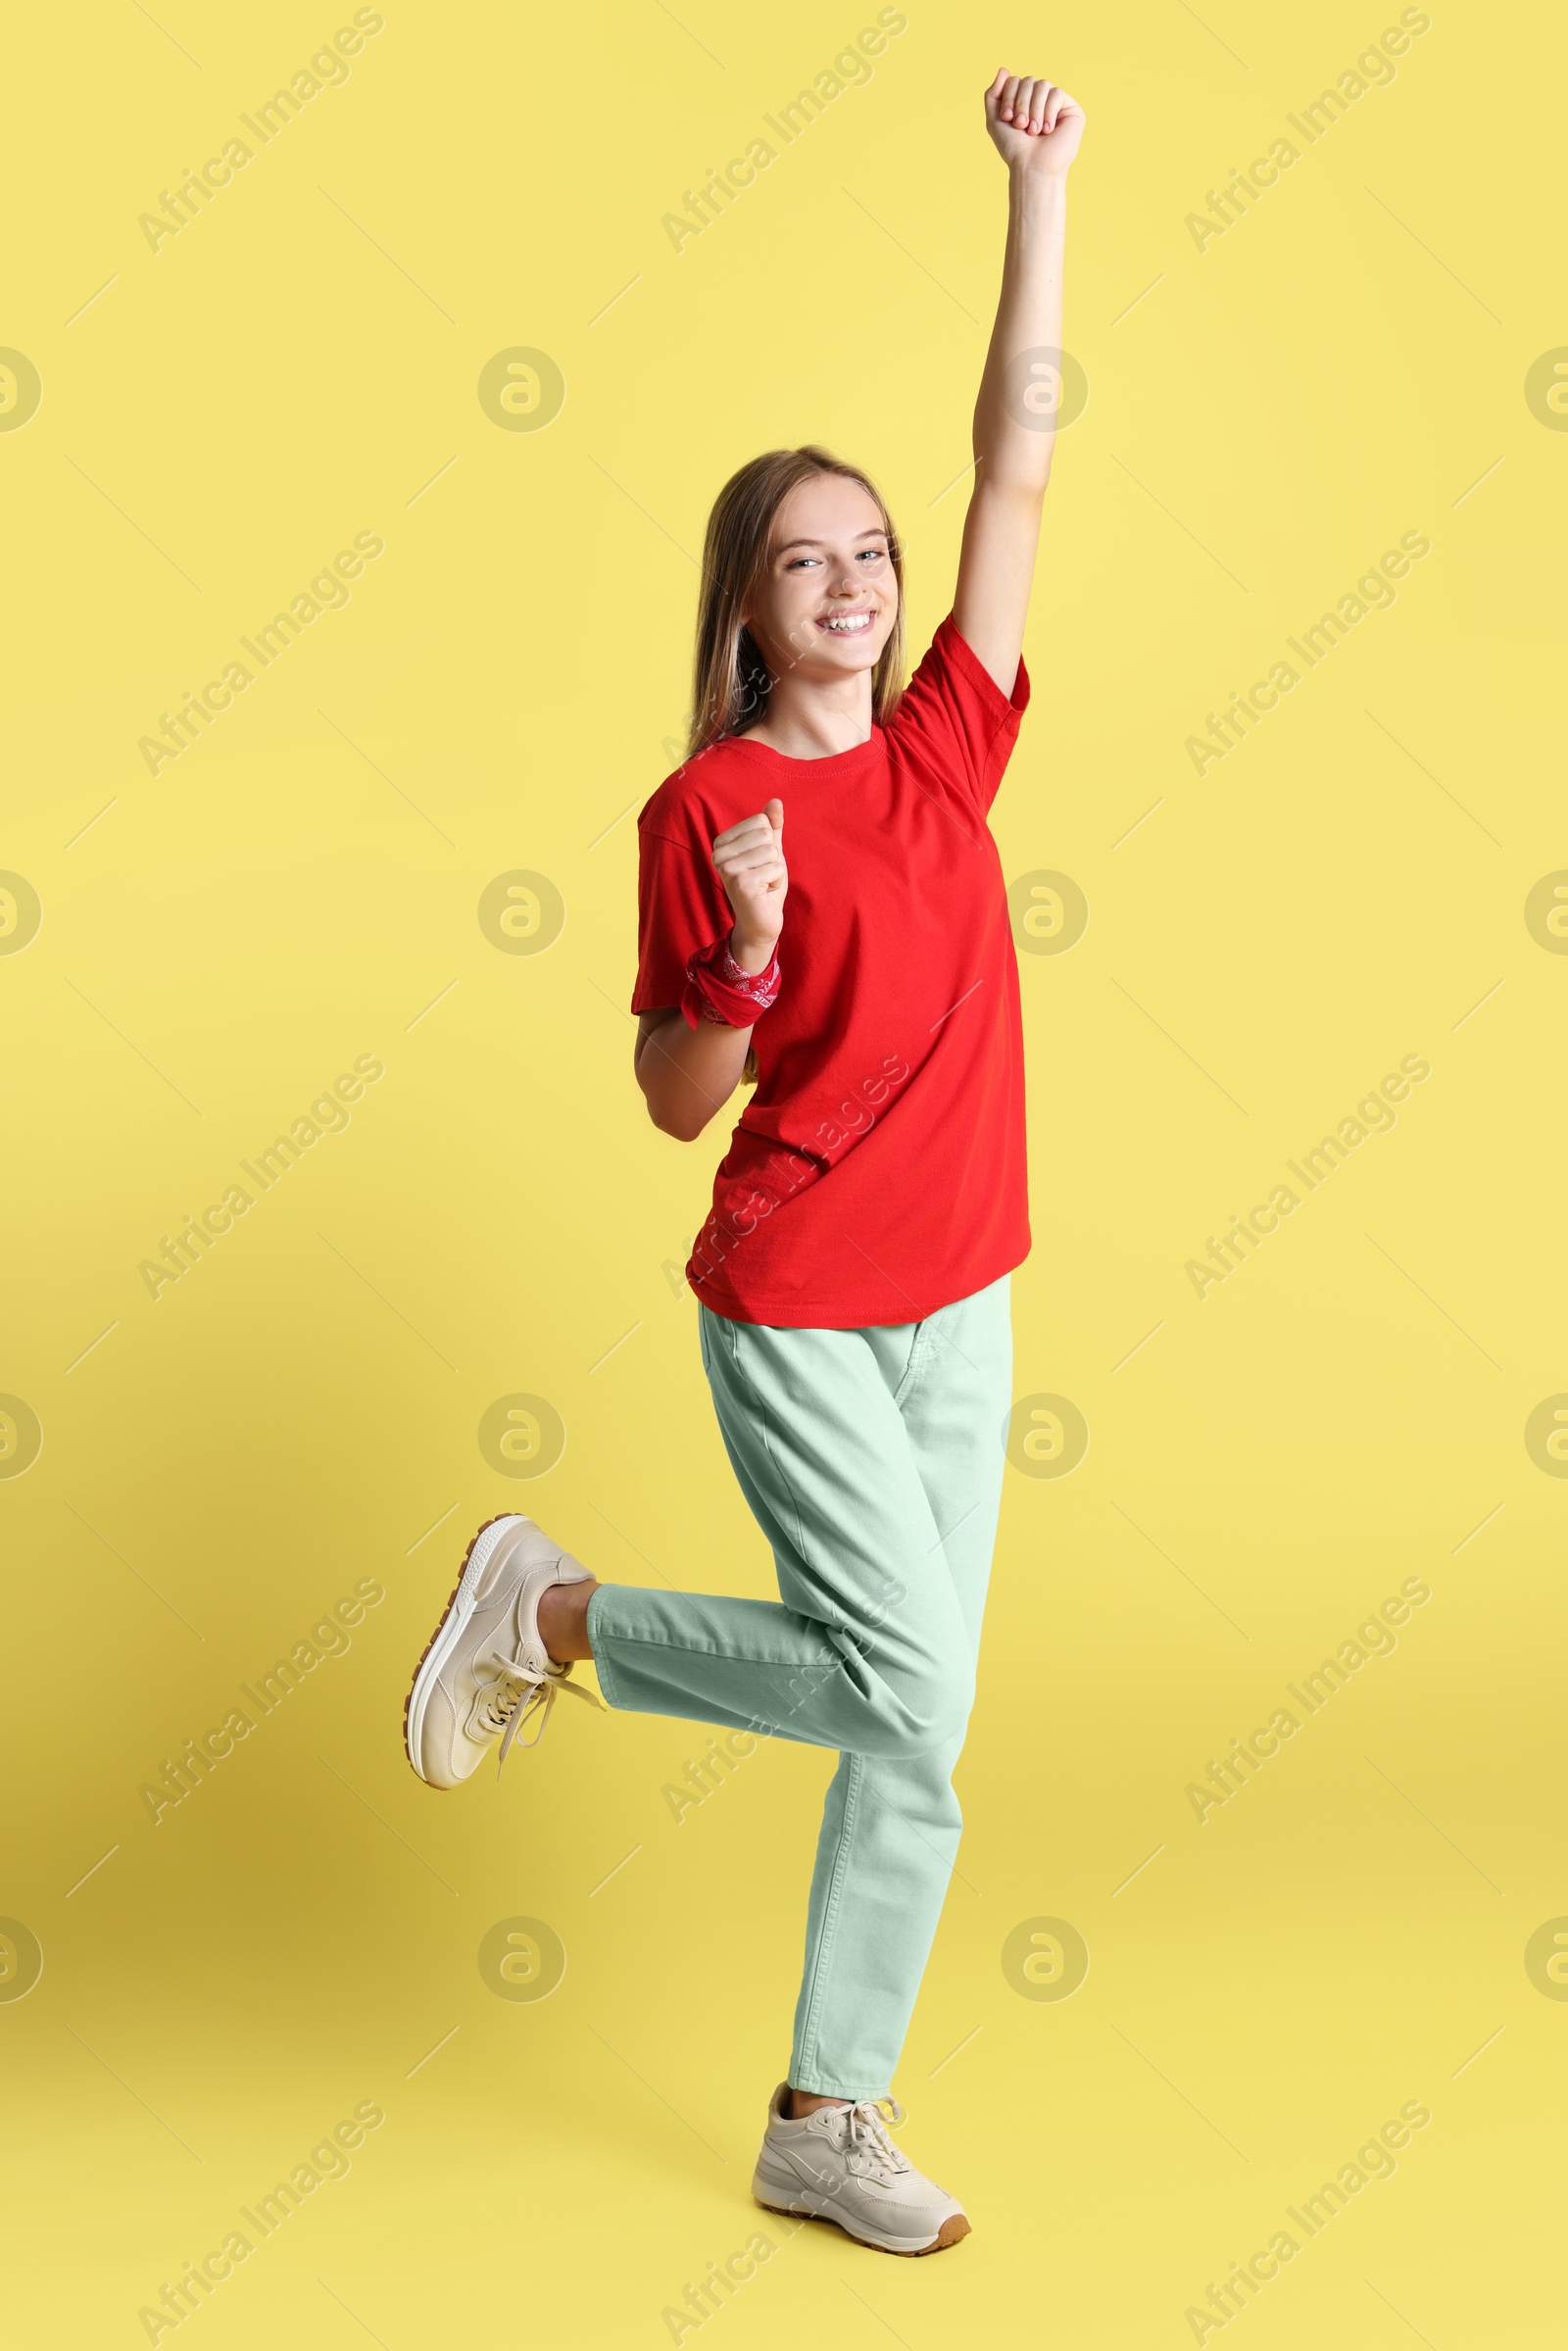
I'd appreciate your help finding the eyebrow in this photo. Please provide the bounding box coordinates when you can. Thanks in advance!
[773,529,888,555]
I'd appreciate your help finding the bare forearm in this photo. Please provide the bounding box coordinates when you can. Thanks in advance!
[636,1007,754,1141]
[972,171,1067,494]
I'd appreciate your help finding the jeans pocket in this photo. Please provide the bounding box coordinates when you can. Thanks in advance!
[890,1323,928,1410]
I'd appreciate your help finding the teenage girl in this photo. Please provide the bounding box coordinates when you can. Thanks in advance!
[405,70,1083,2255]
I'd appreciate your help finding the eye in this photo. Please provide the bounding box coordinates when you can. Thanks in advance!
[857,546,887,563]
[784,554,820,570]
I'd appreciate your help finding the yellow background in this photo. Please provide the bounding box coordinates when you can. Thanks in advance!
[4,1,1565,2342]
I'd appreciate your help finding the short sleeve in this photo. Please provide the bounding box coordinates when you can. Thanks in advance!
[631,818,731,1013]
[884,613,1031,817]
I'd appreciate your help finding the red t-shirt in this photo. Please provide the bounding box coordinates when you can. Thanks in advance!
[632,613,1032,1330]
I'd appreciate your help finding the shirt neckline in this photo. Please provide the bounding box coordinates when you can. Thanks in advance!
[720,723,883,773]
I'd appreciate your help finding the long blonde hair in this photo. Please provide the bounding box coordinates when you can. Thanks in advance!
[688,446,906,759]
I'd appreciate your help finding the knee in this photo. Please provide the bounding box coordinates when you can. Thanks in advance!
[861,1660,975,1761]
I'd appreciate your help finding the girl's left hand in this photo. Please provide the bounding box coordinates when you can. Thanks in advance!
[985,70,1085,176]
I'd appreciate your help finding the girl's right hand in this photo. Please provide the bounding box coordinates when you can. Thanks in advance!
[710,797,787,966]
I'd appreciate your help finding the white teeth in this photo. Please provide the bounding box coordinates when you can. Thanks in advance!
[822,612,871,631]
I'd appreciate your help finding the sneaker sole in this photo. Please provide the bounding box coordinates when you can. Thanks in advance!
[404,1514,528,1785]
[753,2194,970,2258]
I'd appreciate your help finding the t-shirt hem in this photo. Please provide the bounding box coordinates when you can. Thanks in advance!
[687,1233,1030,1330]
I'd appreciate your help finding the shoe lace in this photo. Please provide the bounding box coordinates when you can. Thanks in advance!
[472,1640,604,1774]
[842,2096,911,2180]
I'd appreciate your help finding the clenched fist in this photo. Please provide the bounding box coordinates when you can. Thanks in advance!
[985,70,1085,177]
[711,798,787,968]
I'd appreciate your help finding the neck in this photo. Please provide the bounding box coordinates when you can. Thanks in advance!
[744,669,874,759]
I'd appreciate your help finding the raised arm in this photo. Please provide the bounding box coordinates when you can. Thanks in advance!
[952,70,1085,697]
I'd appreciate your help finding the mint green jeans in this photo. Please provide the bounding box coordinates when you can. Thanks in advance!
[585,1274,1012,2100]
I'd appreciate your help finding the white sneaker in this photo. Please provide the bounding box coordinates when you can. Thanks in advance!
[752,2083,971,2256]
[405,1514,603,1788]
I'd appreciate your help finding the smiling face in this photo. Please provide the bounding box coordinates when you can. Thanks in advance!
[741,470,899,694]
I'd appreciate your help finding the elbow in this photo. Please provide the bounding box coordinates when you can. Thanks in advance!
[647,1097,705,1145]
[982,466,1050,506]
